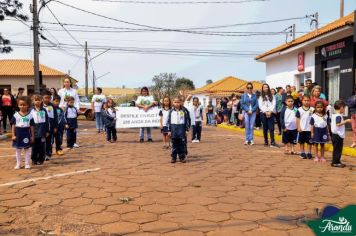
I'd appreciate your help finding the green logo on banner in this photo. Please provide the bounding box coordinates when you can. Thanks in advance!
[307,205,356,236]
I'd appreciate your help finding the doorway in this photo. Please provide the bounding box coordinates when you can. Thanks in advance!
[324,66,340,105]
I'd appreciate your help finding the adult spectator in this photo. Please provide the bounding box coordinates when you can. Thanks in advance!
[0,88,16,133]
[303,79,313,97]
[275,87,284,135]
[206,100,214,125]
[50,88,58,102]
[58,78,80,110]
[258,83,278,147]
[240,82,258,145]
[92,87,107,133]
[282,85,292,105]
[58,78,80,148]
[221,97,229,124]
[310,85,329,108]
[136,87,157,142]
[271,88,276,96]
[347,87,356,148]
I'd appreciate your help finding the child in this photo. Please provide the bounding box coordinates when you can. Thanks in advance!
[310,101,329,162]
[11,97,34,169]
[167,97,190,163]
[331,100,351,168]
[191,97,203,143]
[102,98,117,143]
[31,95,49,165]
[280,96,298,154]
[296,95,314,159]
[159,96,171,149]
[42,90,58,161]
[52,95,65,155]
[65,96,78,149]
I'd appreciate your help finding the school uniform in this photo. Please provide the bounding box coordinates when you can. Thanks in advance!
[65,106,78,148]
[296,107,314,144]
[190,105,203,141]
[11,112,34,149]
[31,107,49,163]
[258,95,276,145]
[310,114,329,144]
[167,108,190,162]
[54,106,65,152]
[102,108,117,142]
[43,103,58,158]
[159,108,170,134]
[331,114,345,165]
[280,106,298,144]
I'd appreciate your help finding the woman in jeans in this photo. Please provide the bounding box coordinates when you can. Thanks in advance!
[258,83,278,147]
[136,87,157,142]
[240,82,258,145]
[91,87,106,133]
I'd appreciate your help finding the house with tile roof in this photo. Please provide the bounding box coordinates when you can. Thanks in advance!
[191,76,263,107]
[0,59,77,96]
[256,11,356,105]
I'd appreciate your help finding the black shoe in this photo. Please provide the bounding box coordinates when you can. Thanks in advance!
[32,161,38,165]
[171,159,176,163]
[37,161,44,165]
[264,143,269,147]
[139,139,144,143]
[270,143,280,148]
[300,153,307,159]
[180,158,186,163]
[331,163,346,168]
[306,153,312,159]
[147,139,153,142]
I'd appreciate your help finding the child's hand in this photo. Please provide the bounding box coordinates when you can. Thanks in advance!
[12,135,16,141]
[160,125,163,129]
[65,124,69,129]
[345,119,351,124]
[297,128,302,132]
[31,137,35,144]
[46,132,50,138]
[54,128,58,133]
[168,132,171,137]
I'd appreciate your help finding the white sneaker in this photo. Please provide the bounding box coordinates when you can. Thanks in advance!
[73,143,80,148]
[14,164,21,169]
[250,141,255,145]
[192,140,196,143]
[196,140,200,143]
[25,164,31,169]
[244,141,249,145]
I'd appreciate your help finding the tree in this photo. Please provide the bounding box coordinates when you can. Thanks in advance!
[175,77,195,91]
[206,79,213,85]
[151,73,177,100]
[0,0,28,53]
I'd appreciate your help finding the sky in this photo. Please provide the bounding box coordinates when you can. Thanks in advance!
[1,0,356,89]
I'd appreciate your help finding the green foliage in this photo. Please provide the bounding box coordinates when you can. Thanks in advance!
[206,79,213,85]
[0,0,28,53]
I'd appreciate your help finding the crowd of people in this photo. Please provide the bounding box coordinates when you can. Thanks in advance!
[1,78,356,168]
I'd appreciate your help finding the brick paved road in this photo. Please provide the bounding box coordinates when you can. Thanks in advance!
[0,121,355,235]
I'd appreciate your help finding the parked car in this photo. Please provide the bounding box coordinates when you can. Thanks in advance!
[79,95,94,120]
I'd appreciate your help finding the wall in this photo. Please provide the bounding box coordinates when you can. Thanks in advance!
[265,47,315,89]
[0,76,63,95]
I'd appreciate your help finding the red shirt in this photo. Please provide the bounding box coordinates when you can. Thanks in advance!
[1,95,12,106]
[310,97,329,108]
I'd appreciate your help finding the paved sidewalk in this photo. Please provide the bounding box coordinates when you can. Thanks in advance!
[0,121,355,235]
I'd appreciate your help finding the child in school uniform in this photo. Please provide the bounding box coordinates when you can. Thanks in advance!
[310,101,329,163]
[52,95,65,156]
[42,90,58,161]
[296,95,314,159]
[331,100,351,168]
[65,96,78,149]
[11,97,34,169]
[280,95,298,154]
[159,96,171,149]
[31,95,49,165]
[191,97,203,143]
[102,98,117,143]
[167,96,190,163]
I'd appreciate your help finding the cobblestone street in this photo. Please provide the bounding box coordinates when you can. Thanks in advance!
[0,121,355,235]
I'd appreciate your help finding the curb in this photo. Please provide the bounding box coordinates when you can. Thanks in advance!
[217,124,356,157]
[0,133,12,141]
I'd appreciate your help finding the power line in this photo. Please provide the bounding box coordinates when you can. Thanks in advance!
[91,0,268,4]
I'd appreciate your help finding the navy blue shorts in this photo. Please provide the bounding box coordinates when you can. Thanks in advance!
[161,126,169,134]
[313,127,328,144]
[282,129,298,144]
[298,131,312,144]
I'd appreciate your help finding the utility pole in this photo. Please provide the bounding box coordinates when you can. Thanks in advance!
[340,0,344,18]
[32,0,40,93]
[92,70,95,94]
[85,41,88,98]
[292,24,296,41]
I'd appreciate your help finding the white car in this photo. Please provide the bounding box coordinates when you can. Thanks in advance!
[79,96,94,120]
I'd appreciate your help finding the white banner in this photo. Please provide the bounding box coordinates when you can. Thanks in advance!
[116,107,161,128]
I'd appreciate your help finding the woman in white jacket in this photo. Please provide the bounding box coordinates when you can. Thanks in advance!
[258,83,278,147]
